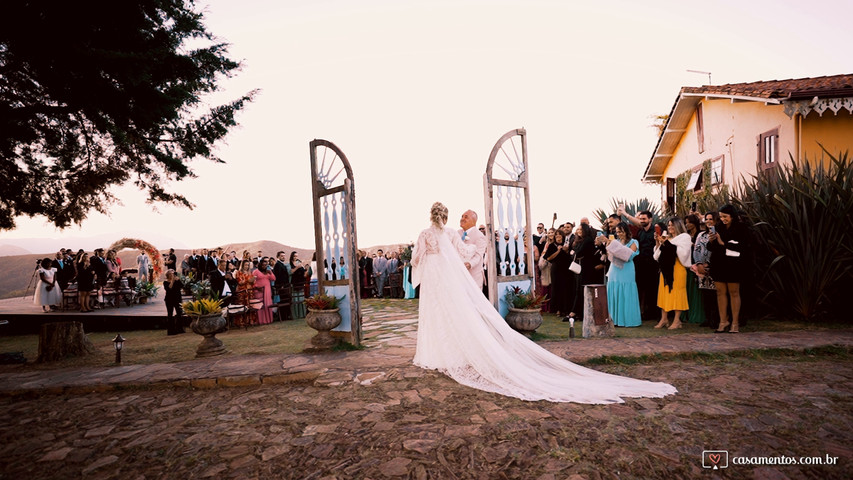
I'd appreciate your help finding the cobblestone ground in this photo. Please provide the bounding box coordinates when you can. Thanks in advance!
[0,300,851,479]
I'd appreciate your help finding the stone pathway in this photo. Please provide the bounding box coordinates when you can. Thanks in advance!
[1,299,851,479]
[1,299,852,396]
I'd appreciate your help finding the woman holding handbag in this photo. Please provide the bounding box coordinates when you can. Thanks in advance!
[567,224,596,321]
[707,205,751,333]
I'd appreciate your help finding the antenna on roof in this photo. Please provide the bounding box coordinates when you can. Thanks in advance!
[687,70,712,85]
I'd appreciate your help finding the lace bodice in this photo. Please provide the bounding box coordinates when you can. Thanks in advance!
[411,225,474,269]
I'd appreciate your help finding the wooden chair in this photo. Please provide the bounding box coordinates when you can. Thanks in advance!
[272,284,293,321]
[385,272,403,299]
[291,284,306,319]
[62,284,79,311]
[101,280,119,308]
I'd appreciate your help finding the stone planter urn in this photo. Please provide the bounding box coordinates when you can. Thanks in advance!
[505,307,543,335]
[305,308,342,349]
[190,313,228,357]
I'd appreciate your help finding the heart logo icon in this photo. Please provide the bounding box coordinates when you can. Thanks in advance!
[709,454,720,464]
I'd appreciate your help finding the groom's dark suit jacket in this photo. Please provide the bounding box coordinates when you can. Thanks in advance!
[209,269,236,299]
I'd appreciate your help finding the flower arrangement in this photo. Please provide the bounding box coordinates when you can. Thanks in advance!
[182,298,223,316]
[107,238,164,279]
[305,292,344,310]
[504,285,547,310]
[135,281,160,298]
[191,279,213,300]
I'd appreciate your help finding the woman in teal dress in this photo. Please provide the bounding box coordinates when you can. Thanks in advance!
[602,222,642,327]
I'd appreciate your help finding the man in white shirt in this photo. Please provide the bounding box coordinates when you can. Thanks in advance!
[459,210,488,290]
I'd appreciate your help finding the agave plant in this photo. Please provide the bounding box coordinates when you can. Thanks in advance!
[593,197,663,230]
[182,297,224,317]
[504,285,547,309]
[733,149,853,322]
[305,292,343,310]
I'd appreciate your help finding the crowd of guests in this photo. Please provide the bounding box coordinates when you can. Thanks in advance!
[533,204,752,333]
[33,247,171,312]
[356,248,408,299]
[177,249,318,331]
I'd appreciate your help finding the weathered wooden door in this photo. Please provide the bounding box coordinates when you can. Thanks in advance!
[309,139,361,345]
[483,128,536,315]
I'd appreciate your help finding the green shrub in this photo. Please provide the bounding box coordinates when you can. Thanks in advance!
[733,149,853,322]
[675,159,731,216]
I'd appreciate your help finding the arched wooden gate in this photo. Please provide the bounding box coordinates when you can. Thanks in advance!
[483,128,536,315]
[309,139,362,345]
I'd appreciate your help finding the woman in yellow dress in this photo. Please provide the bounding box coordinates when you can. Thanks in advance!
[653,217,693,329]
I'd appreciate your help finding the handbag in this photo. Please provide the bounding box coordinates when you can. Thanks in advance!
[569,258,582,275]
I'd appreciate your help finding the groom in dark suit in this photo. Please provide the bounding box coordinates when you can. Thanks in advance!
[209,260,235,307]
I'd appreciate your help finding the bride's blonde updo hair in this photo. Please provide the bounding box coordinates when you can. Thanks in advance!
[430,202,448,227]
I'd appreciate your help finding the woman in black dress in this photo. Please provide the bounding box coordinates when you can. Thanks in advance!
[163,269,185,335]
[707,205,751,333]
[568,224,597,320]
[76,253,95,312]
[545,230,572,317]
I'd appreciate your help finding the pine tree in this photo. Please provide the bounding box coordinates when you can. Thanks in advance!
[0,0,257,229]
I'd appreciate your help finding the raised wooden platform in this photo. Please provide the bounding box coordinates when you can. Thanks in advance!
[0,295,169,334]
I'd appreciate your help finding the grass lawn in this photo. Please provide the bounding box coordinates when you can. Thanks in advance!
[0,319,317,370]
[533,312,847,340]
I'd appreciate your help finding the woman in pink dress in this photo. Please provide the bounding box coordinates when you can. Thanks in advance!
[252,257,276,325]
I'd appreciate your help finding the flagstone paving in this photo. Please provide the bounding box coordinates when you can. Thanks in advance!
[0,300,851,478]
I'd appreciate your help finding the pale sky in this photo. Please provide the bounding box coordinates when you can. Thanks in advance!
[4,0,852,252]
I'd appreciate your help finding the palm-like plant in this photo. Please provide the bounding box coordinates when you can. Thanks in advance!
[593,198,663,230]
[733,149,852,321]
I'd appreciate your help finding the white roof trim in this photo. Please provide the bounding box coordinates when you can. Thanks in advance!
[681,92,781,105]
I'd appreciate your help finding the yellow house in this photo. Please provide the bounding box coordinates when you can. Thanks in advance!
[642,74,853,212]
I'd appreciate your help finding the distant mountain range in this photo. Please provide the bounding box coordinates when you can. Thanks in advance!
[0,244,30,256]
[0,231,189,257]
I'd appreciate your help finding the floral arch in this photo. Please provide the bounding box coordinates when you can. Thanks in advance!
[108,238,164,279]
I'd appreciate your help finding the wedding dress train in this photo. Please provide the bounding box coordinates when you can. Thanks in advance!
[411,225,677,404]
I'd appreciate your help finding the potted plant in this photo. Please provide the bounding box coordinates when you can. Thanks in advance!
[504,286,547,334]
[182,298,227,357]
[134,281,160,304]
[304,292,344,348]
[179,273,196,296]
[190,279,213,300]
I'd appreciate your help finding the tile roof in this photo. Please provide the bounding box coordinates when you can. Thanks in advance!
[682,73,853,100]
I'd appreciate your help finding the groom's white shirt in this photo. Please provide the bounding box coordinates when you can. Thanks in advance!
[458,226,487,287]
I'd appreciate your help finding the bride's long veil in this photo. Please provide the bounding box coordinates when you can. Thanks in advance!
[412,225,676,404]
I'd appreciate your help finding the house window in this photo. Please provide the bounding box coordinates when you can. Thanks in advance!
[686,166,703,191]
[710,156,723,185]
[759,128,779,171]
[666,178,676,214]
[696,103,704,154]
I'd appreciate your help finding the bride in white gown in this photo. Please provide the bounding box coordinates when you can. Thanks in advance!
[410,202,677,404]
